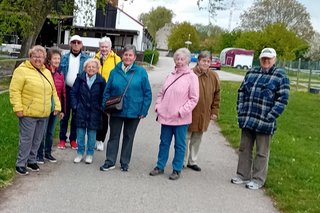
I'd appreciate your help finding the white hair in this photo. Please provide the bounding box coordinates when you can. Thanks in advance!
[99,36,112,47]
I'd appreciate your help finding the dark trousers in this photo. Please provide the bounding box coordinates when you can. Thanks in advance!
[104,116,140,168]
[96,113,108,142]
[59,86,77,142]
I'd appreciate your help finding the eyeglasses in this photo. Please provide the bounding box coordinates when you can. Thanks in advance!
[31,56,44,60]
[71,41,81,45]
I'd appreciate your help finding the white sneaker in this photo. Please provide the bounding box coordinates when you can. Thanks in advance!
[97,141,104,151]
[95,141,98,150]
[231,176,250,184]
[74,154,83,163]
[85,155,93,164]
[246,180,263,190]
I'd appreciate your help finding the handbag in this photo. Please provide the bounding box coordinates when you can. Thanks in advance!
[105,72,135,113]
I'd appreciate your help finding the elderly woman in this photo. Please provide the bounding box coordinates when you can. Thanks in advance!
[9,45,61,175]
[37,47,66,164]
[70,59,106,164]
[149,48,199,180]
[100,45,152,172]
[94,36,121,151]
[184,51,221,172]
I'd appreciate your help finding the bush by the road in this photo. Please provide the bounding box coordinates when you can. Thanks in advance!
[143,49,159,65]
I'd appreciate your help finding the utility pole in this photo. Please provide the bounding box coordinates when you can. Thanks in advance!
[228,0,236,31]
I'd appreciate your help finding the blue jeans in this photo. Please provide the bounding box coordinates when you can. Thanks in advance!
[37,112,58,159]
[77,128,96,156]
[105,116,140,168]
[156,124,188,172]
[59,86,77,141]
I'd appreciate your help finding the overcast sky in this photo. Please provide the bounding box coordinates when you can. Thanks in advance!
[119,0,320,33]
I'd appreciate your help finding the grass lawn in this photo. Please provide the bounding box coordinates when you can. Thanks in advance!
[218,81,320,213]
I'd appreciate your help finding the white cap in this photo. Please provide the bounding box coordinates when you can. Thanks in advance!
[69,35,82,44]
[259,48,276,59]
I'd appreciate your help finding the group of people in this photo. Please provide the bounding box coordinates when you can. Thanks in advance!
[9,33,290,188]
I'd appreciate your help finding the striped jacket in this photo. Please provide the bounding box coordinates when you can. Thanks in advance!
[237,65,290,134]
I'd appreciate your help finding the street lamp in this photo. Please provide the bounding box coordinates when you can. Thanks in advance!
[185,34,192,49]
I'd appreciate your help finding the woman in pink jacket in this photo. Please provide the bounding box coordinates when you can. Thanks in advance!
[149,48,199,180]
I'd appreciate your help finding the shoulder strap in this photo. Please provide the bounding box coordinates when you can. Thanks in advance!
[163,73,187,96]
[122,72,135,96]
[36,68,53,91]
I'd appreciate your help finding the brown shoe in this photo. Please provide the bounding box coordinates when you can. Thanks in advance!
[149,167,164,176]
[169,170,180,180]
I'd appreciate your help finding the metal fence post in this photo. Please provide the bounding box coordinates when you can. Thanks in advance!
[296,58,301,91]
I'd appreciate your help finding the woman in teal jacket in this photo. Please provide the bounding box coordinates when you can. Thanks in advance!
[100,45,152,172]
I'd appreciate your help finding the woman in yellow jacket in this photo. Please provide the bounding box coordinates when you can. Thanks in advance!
[9,45,61,175]
[94,36,121,151]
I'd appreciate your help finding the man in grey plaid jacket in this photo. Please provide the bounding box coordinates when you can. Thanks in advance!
[231,48,290,190]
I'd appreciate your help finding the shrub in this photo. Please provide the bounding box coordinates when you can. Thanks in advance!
[143,49,159,65]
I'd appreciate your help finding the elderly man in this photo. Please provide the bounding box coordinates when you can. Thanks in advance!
[58,35,90,149]
[231,48,290,190]
[94,36,121,151]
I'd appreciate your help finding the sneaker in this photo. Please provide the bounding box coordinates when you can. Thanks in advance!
[74,154,83,163]
[246,180,263,190]
[96,141,104,151]
[44,154,57,163]
[27,163,40,172]
[231,176,250,184]
[121,167,128,172]
[149,167,164,176]
[169,170,180,180]
[85,155,93,164]
[187,164,201,172]
[36,157,45,165]
[57,140,66,149]
[100,164,115,171]
[16,166,29,175]
[70,140,77,150]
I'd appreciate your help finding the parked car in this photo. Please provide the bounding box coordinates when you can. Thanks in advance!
[191,53,198,62]
[209,57,221,70]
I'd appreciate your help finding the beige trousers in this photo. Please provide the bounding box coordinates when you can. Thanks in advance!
[184,131,203,166]
[236,128,272,185]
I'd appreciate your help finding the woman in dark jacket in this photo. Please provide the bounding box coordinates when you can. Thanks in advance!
[70,59,106,164]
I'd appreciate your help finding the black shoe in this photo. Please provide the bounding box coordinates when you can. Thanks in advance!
[121,167,128,172]
[44,154,57,163]
[100,164,115,171]
[16,166,29,175]
[149,167,164,176]
[187,164,201,172]
[169,170,180,180]
[36,157,45,165]
[27,163,40,172]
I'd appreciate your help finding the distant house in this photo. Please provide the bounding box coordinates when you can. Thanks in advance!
[155,23,174,56]
[37,0,153,58]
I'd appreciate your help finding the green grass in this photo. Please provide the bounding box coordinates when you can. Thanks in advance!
[0,92,19,188]
[218,81,320,213]
[0,76,11,91]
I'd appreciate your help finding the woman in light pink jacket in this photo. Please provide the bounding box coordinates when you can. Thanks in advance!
[149,48,199,180]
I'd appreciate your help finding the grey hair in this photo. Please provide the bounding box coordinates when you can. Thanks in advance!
[173,48,191,63]
[28,45,47,59]
[198,51,211,61]
[99,36,112,47]
[123,45,137,56]
[83,58,100,71]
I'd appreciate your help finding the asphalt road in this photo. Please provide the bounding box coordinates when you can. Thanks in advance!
[0,57,276,213]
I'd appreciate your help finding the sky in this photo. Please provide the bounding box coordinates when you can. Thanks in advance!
[118,0,320,33]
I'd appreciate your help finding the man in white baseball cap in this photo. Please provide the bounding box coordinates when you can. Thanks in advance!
[231,47,290,190]
[57,35,90,150]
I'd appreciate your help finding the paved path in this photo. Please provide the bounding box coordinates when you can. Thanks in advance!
[0,57,277,213]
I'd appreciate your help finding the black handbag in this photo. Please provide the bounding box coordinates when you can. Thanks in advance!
[105,72,134,113]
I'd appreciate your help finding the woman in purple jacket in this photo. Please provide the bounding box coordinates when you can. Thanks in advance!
[149,48,199,180]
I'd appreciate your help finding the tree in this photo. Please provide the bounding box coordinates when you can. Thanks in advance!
[304,32,320,60]
[240,0,314,41]
[167,22,200,52]
[215,30,242,52]
[197,0,225,19]
[138,6,173,39]
[194,23,224,53]
[0,0,119,59]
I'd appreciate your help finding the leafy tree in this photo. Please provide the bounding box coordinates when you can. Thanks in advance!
[215,30,242,52]
[0,0,119,59]
[197,0,225,18]
[194,23,224,54]
[240,0,314,41]
[167,22,200,52]
[138,6,173,39]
